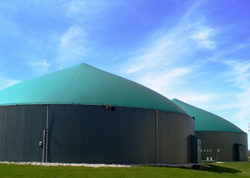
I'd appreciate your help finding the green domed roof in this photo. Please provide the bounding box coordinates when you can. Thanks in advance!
[172,99,243,133]
[0,63,188,116]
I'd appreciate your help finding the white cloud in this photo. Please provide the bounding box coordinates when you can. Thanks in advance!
[124,9,217,75]
[222,60,250,132]
[175,93,217,105]
[0,76,20,90]
[66,0,99,16]
[58,26,86,68]
[191,27,217,49]
[224,60,250,91]
[125,40,175,74]
[238,89,250,118]
[29,60,51,75]
[64,0,118,19]
[132,66,217,110]
[138,67,190,93]
[124,31,191,74]
[119,1,219,112]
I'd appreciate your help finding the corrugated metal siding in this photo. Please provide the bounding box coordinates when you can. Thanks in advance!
[0,105,194,164]
[196,131,248,161]
[0,105,45,162]
[48,105,156,164]
[158,112,194,164]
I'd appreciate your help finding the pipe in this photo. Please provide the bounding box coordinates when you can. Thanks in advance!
[42,130,45,162]
[155,110,159,164]
[45,105,49,163]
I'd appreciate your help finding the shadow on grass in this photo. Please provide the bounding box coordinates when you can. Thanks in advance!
[146,163,241,174]
[201,164,241,174]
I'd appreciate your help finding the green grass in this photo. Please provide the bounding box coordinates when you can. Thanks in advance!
[0,162,249,178]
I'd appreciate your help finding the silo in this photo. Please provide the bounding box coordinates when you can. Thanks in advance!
[0,64,194,164]
[172,99,248,161]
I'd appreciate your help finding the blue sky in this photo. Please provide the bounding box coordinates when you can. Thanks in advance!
[0,0,250,148]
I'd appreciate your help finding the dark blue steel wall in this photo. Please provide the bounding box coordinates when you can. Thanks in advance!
[48,105,157,164]
[0,105,46,162]
[0,105,194,164]
[196,131,248,161]
[158,111,194,163]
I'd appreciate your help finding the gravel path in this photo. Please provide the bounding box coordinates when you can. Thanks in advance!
[0,161,204,168]
[0,162,132,168]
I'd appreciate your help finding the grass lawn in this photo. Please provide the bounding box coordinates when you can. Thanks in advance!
[0,162,249,178]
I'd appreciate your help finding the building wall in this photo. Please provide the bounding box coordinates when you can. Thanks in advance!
[0,105,45,162]
[195,131,248,161]
[158,111,194,163]
[0,105,194,164]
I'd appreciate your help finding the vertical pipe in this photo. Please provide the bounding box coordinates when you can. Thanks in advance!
[155,110,159,164]
[42,130,46,162]
[214,131,217,161]
[45,105,49,163]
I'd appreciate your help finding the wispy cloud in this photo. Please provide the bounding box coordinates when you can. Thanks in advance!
[124,5,217,75]
[191,27,217,49]
[64,0,120,20]
[65,0,107,17]
[223,60,250,122]
[120,1,219,108]
[29,60,51,75]
[138,67,190,93]
[175,92,218,106]
[135,66,217,105]
[0,76,20,90]
[57,26,86,69]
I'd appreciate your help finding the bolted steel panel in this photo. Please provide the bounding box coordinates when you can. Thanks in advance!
[196,131,248,161]
[0,104,194,164]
